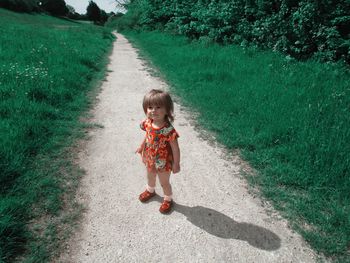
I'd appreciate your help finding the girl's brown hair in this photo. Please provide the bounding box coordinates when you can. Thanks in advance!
[143,89,174,122]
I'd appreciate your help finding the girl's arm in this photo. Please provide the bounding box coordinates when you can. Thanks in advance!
[136,136,146,154]
[169,139,180,173]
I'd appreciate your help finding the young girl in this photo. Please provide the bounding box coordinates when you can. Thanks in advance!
[136,89,180,214]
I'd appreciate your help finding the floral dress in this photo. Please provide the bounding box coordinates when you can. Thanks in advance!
[140,118,179,172]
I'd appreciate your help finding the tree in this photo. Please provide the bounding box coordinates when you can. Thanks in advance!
[115,0,128,13]
[0,0,39,12]
[100,10,109,24]
[87,1,101,23]
[66,4,75,14]
[40,0,68,16]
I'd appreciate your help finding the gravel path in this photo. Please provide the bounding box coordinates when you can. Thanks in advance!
[60,33,317,262]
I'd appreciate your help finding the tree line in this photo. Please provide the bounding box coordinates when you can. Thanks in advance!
[117,0,350,64]
[0,0,114,25]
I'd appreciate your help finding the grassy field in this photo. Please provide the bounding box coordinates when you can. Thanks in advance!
[0,9,114,262]
[124,30,350,262]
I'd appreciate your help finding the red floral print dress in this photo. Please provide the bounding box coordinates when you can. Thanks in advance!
[140,118,179,172]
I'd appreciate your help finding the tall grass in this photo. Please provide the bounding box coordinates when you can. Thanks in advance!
[124,31,350,262]
[0,8,114,262]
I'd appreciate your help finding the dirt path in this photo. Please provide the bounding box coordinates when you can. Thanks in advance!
[60,33,317,262]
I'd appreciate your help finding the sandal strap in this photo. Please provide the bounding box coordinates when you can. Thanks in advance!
[139,190,155,202]
[141,190,153,197]
[160,200,172,209]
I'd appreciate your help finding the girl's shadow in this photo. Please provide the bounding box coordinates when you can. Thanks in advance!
[172,202,281,251]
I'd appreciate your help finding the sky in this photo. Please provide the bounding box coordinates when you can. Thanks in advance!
[64,0,123,14]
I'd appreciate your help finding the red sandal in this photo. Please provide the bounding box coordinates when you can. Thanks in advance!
[159,200,173,214]
[139,190,156,202]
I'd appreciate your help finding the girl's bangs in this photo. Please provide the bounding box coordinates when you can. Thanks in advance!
[146,94,166,107]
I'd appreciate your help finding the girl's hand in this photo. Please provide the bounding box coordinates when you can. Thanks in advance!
[136,137,146,154]
[169,139,180,173]
[172,163,180,174]
[135,147,143,154]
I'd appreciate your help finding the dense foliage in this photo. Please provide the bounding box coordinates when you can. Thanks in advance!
[87,1,101,22]
[0,0,39,12]
[0,0,68,15]
[87,0,109,25]
[117,0,350,64]
[0,0,110,22]
[40,0,69,16]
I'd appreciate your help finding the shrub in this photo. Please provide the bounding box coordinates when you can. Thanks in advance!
[115,0,350,64]
[0,0,39,12]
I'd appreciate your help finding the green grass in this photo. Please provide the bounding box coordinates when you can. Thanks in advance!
[0,8,115,262]
[124,30,350,262]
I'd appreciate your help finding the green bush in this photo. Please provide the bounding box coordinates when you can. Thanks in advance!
[40,0,69,16]
[115,0,350,64]
[0,0,39,12]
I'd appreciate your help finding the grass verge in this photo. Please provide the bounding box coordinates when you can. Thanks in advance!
[123,30,350,262]
[0,8,115,262]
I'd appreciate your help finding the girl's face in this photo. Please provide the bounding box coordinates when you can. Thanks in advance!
[147,104,167,122]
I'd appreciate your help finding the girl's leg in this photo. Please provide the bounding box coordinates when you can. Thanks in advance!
[158,171,172,200]
[147,170,157,191]
[139,170,157,202]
